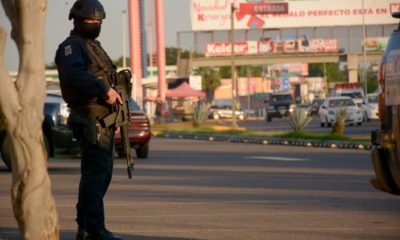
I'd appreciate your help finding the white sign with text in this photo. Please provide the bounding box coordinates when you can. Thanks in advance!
[191,0,399,31]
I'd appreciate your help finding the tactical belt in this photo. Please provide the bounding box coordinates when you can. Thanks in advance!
[70,105,113,127]
[71,104,110,116]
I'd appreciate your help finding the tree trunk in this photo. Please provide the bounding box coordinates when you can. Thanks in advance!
[0,0,59,239]
[331,121,345,135]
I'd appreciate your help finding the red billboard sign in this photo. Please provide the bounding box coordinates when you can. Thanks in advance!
[205,38,339,57]
[205,41,258,57]
[238,2,289,15]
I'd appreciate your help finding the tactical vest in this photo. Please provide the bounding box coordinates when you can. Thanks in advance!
[63,35,117,116]
[83,37,117,82]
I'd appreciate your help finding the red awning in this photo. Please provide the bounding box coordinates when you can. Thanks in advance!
[166,82,205,98]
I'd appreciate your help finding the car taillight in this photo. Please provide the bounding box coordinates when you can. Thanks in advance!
[130,115,147,120]
[130,112,150,127]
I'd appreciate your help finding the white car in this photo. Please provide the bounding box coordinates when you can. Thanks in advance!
[209,105,246,120]
[361,93,379,121]
[337,90,364,107]
[318,96,363,127]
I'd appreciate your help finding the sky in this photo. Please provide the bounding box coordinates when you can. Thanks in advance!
[1,1,397,72]
[0,0,192,71]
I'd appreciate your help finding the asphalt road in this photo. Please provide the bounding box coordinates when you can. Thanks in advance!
[238,116,379,137]
[0,138,399,240]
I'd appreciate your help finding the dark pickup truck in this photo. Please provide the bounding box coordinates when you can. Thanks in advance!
[265,92,295,122]
[0,93,78,169]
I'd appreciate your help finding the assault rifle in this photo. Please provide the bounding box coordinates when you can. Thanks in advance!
[103,69,134,178]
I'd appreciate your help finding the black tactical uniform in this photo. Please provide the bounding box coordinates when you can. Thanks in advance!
[55,1,122,239]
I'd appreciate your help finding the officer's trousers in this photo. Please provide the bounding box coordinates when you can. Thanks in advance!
[76,126,115,233]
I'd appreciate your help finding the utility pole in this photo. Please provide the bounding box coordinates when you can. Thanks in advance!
[362,0,368,95]
[230,2,238,128]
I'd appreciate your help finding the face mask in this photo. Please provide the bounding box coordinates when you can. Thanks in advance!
[74,19,102,39]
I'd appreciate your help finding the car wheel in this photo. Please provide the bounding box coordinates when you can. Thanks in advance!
[136,143,149,159]
[266,115,272,122]
[326,117,332,127]
[1,134,11,170]
[357,122,362,126]
[1,133,50,171]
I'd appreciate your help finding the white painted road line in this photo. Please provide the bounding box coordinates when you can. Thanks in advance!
[244,156,310,161]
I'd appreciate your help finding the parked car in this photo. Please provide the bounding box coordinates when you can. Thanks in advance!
[310,98,324,115]
[337,89,364,107]
[265,92,295,122]
[208,105,246,120]
[370,12,400,195]
[0,93,79,169]
[114,99,151,159]
[361,93,379,121]
[294,104,312,115]
[318,96,363,127]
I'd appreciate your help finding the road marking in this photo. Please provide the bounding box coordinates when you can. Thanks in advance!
[244,156,309,161]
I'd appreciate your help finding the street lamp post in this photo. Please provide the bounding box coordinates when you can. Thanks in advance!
[230,3,238,128]
[362,0,368,94]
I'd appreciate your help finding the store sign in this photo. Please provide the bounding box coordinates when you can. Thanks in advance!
[191,0,399,31]
[205,37,338,57]
[205,41,258,56]
[189,75,202,91]
[364,37,389,52]
[238,2,288,15]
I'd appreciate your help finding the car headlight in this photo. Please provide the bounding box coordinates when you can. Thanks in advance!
[59,103,70,125]
[267,106,275,110]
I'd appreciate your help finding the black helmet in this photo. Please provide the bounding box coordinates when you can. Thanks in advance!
[69,0,106,20]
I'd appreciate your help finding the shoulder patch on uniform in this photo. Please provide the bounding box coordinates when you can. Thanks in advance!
[64,45,72,56]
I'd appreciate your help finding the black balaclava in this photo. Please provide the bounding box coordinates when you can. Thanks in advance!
[73,18,101,39]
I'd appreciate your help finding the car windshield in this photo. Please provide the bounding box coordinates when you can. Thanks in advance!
[271,95,292,102]
[329,99,355,108]
[367,95,378,103]
[211,105,231,110]
[341,92,363,98]
[312,99,323,107]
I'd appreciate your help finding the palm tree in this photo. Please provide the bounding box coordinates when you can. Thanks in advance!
[193,67,221,102]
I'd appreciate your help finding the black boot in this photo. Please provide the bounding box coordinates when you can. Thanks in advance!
[85,228,122,240]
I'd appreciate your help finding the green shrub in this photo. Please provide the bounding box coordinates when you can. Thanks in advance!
[288,108,312,134]
[331,107,347,135]
[192,102,210,128]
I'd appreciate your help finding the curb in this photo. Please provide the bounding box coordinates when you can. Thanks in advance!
[156,132,372,151]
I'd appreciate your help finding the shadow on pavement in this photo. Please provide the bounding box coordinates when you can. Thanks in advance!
[0,227,199,240]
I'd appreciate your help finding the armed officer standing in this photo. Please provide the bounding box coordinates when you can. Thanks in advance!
[55,0,123,239]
